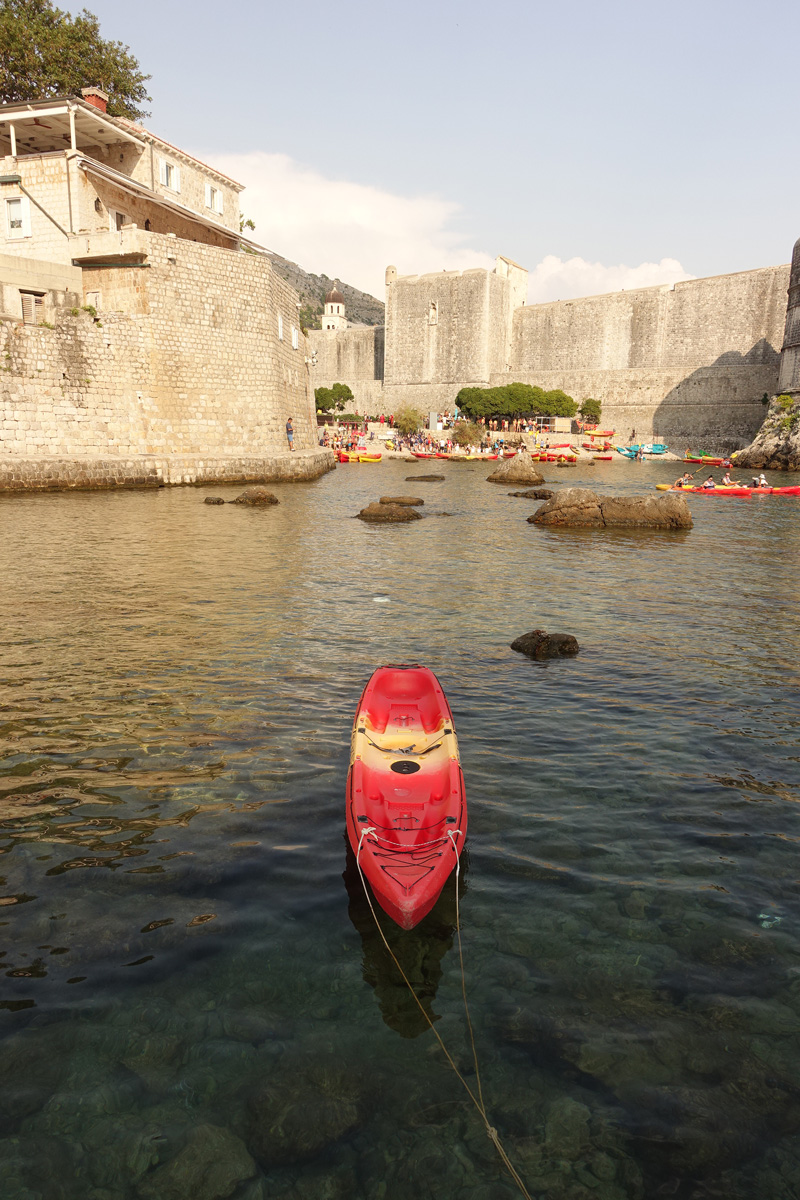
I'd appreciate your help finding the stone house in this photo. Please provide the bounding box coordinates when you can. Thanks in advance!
[0,90,323,488]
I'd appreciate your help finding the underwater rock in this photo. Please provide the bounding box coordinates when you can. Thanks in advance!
[378,495,424,506]
[231,487,279,506]
[486,450,545,485]
[545,1096,591,1158]
[137,1122,256,1200]
[405,474,445,481]
[203,496,225,505]
[507,488,554,499]
[357,502,422,523]
[247,1057,362,1166]
[511,630,580,659]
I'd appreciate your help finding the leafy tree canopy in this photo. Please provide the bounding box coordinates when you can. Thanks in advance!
[315,383,353,413]
[579,397,602,422]
[455,382,577,420]
[0,0,151,120]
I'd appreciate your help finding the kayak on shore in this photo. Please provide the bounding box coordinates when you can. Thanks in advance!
[346,665,467,930]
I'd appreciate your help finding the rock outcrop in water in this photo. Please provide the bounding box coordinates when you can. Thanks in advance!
[357,501,422,523]
[379,495,424,506]
[529,488,693,529]
[733,394,800,470]
[511,630,580,659]
[231,487,279,506]
[204,496,225,505]
[486,449,545,485]
[405,474,444,482]
[508,488,555,499]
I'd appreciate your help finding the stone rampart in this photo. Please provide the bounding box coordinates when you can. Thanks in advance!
[504,266,789,446]
[310,325,385,412]
[1,233,324,484]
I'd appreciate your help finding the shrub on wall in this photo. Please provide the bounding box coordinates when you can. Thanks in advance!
[579,397,602,422]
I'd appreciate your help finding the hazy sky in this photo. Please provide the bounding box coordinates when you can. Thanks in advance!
[87,0,799,301]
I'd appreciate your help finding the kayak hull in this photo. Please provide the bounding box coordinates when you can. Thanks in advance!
[346,665,467,930]
[657,484,800,496]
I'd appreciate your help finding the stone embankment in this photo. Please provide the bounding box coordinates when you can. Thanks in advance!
[732,395,800,470]
[529,488,693,529]
[0,449,334,494]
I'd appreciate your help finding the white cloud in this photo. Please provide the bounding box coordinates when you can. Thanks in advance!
[526,255,694,303]
[197,150,494,299]
[194,149,695,306]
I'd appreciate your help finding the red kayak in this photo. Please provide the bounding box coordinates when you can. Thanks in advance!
[413,451,435,459]
[668,485,800,496]
[346,665,467,930]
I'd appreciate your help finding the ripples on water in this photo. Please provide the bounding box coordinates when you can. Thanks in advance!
[1,459,799,1199]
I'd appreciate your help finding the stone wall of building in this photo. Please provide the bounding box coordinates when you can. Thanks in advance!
[0,233,321,476]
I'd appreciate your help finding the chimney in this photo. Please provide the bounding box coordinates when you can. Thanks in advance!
[81,87,109,113]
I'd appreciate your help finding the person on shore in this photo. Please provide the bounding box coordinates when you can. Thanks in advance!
[674,472,693,488]
[701,475,716,489]
[286,416,294,451]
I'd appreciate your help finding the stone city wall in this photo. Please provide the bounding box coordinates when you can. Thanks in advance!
[778,238,800,395]
[504,265,790,446]
[310,325,385,412]
[0,233,328,487]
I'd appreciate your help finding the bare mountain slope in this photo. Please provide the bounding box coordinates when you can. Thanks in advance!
[267,253,385,329]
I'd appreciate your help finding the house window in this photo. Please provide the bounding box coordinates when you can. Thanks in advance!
[158,159,181,193]
[291,326,299,349]
[204,183,224,215]
[113,211,129,231]
[278,315,283,340]
[6,196,30,239]
[20,291,44,324]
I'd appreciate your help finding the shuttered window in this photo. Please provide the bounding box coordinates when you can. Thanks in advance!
[20,292,44,324]
[204,183,223,214]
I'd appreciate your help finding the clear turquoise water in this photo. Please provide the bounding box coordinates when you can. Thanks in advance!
[1,458,799,1200]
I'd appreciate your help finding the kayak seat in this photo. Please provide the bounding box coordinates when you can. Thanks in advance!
[364,669,446,734]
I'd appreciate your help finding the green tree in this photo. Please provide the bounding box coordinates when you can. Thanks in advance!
[579,397,602,423]
[315,383,354,414]
[0,0,151,120]
[393,403,425,435]
[455,383,577,420]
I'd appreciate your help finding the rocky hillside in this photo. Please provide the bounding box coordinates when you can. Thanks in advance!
[266,254,385,330]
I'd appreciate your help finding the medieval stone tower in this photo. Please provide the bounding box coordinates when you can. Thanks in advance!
[322,283,347,331]
[778,237,800,396]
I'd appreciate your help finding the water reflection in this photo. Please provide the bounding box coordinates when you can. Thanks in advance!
[342,839,466,1038]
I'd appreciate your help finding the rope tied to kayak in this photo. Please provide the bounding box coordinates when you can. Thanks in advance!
[355,827,532,1200]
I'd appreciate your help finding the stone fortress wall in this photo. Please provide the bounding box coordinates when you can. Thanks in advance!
[0,233,321,486]
[309,255,791,449]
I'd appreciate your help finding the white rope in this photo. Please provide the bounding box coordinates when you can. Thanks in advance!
[355,824,532,1199]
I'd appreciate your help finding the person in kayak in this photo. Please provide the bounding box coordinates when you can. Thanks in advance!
[721,471,743,486]
[758,473,769,488]
[701,475,716,489]
[674,472,693,487]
